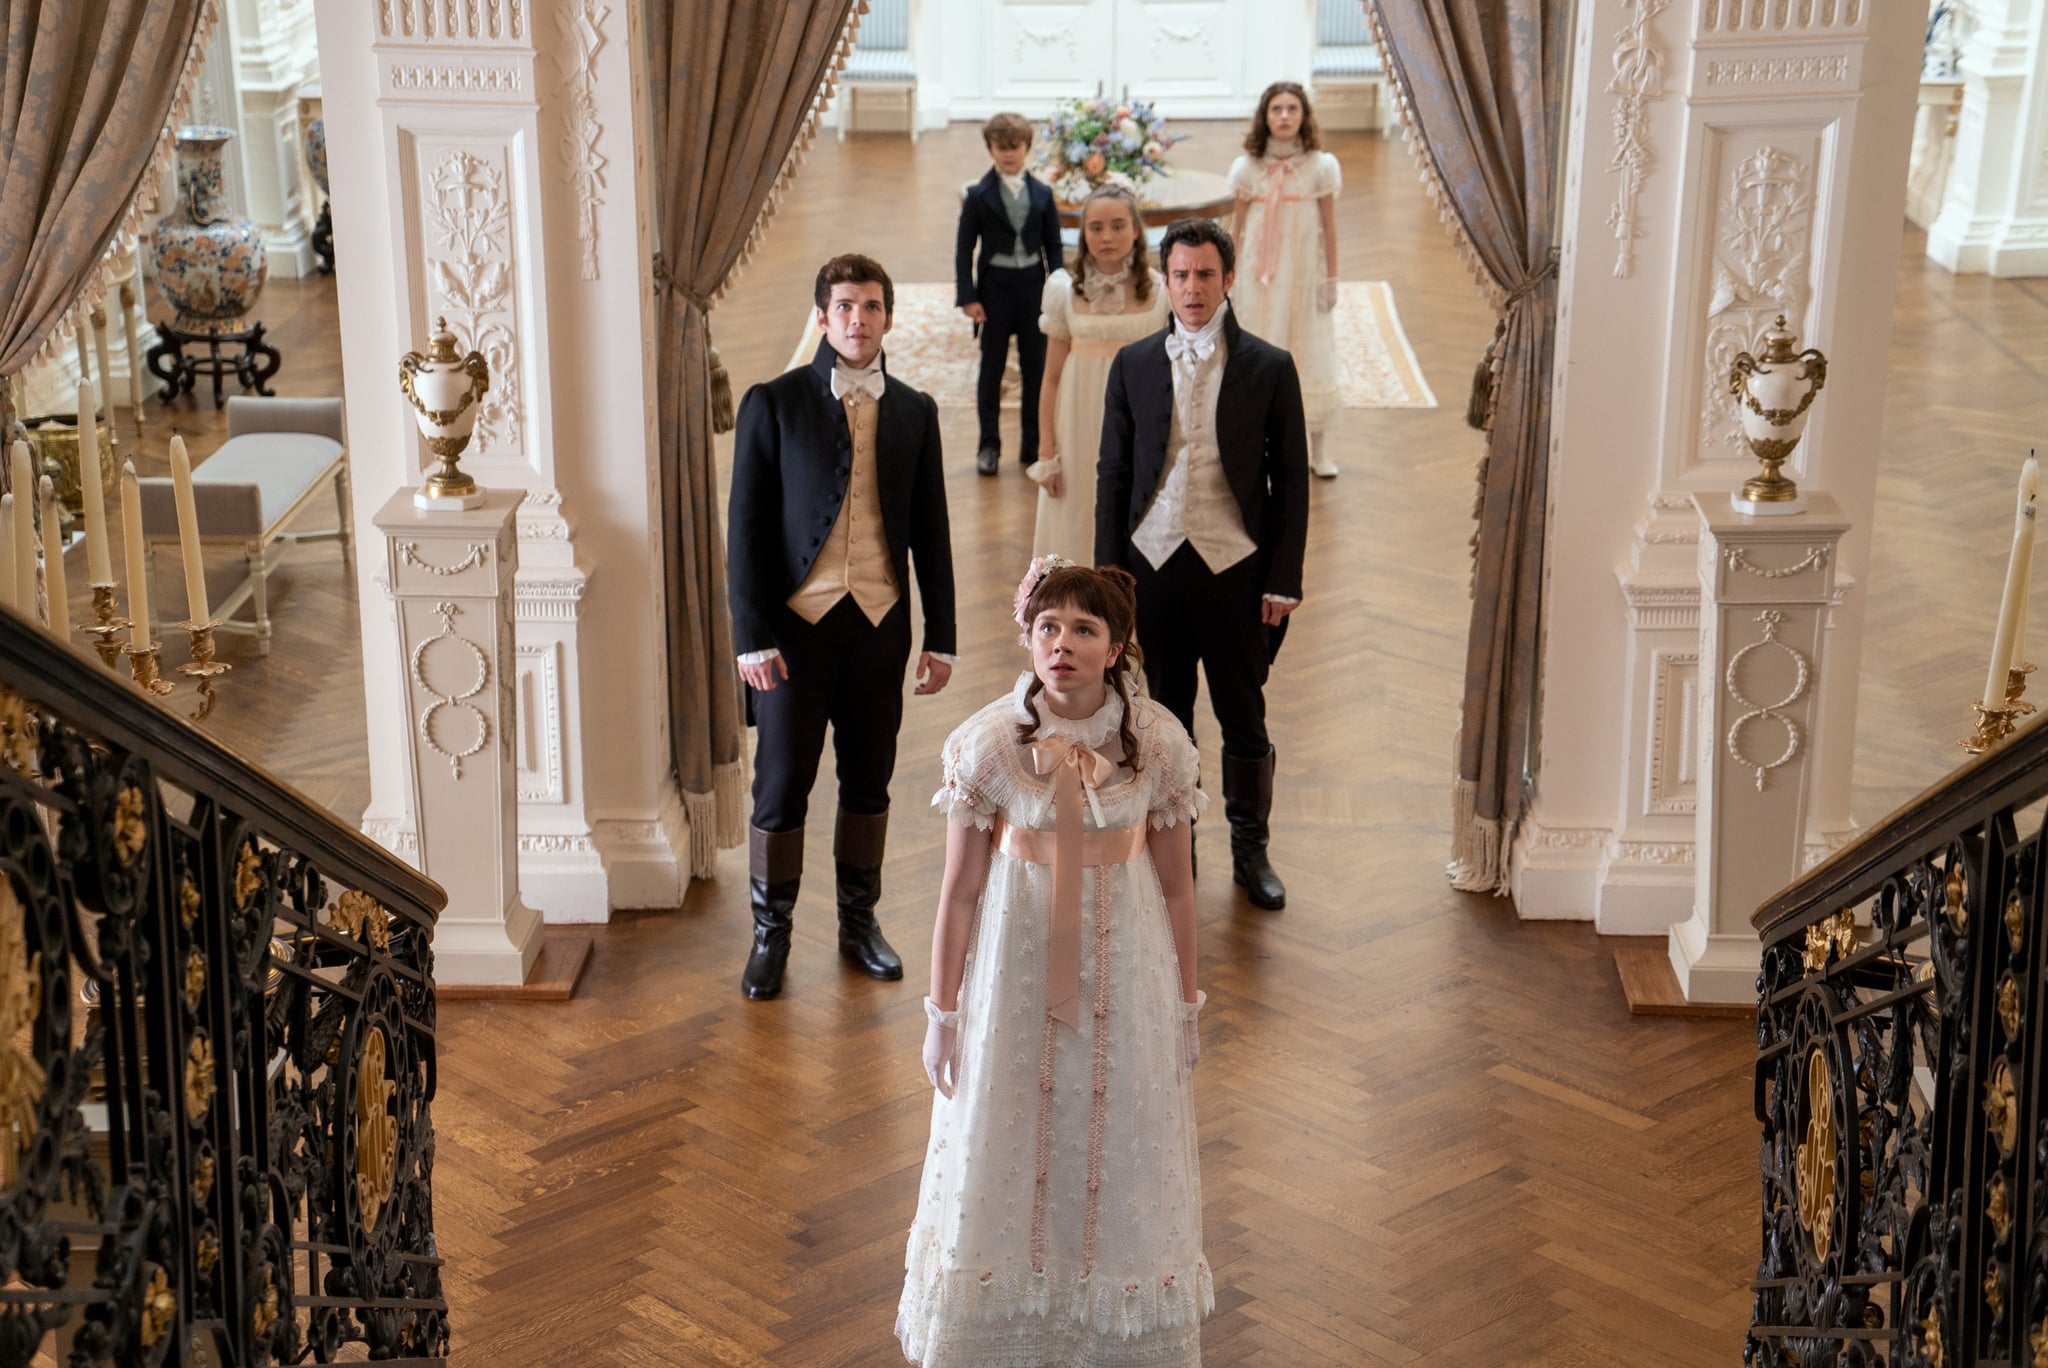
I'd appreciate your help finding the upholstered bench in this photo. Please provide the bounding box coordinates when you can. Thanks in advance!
[138,396,351,656]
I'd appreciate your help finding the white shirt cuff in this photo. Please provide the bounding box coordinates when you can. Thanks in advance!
[1262,595,1300,606]
[928,652,960,667]
[1025,458,1061,486]
[737,649,782,665]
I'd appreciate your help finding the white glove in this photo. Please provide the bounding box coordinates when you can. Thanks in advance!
[1177,990,1206,1082]
[923,997,962,1098]
[1315,279,1338,314]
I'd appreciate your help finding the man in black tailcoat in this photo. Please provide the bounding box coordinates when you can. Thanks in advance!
[1097,217,1309,910]
[728,253,957,1000]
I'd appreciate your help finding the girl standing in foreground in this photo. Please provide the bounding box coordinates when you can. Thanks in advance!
[897,558,1211,1368]
[1228,80,1344,478]
[1029,184,1170,563]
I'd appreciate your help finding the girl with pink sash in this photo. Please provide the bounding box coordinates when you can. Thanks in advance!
[898,559,1210,1368]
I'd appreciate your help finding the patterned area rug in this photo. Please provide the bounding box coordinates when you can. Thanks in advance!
[781,281,1436,410]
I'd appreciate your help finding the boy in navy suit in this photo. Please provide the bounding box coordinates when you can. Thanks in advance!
[955,112,1063,476]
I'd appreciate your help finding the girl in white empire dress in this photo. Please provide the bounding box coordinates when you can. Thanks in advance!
[1229,80,1344,478]
[898,558,1212,1368]
[1029,185,1170,564]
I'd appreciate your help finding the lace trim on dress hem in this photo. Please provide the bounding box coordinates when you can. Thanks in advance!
[897,1241,1215,1345]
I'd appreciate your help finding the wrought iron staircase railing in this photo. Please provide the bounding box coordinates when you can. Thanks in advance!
[1749,716,2048,1366]
[0,610,448,1365]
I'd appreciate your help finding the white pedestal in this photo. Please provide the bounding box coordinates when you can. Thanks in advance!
[1670,491,1849,1005]
[375,487,541,987]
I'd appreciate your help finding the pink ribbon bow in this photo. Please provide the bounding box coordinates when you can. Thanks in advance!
[1029,736,1117,1030]
[1255,157,1294,287]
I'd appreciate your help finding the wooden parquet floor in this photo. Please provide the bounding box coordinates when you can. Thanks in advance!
[104,119,2048,1363]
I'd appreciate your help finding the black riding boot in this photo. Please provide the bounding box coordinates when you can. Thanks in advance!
[1223,748,1286,910]
[835,807,903,980]
[743,825,804,1000]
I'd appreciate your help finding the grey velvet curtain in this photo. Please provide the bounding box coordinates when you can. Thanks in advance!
[0,0,213,447]
[1366,0,1567,895]
[645,0,861,878]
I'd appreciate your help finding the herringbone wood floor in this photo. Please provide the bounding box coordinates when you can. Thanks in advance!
[101,119,2048,1363]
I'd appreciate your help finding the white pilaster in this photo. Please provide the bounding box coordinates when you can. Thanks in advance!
[1515,0,1921,929]
[374,488,541,986]
[222,0,320,278]
[1926,0,2048,276]
[1672,491,1848,1005]
[318,0,687,921]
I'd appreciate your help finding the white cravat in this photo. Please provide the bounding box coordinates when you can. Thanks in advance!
[831,357,885,405]
[998,170,1027,200]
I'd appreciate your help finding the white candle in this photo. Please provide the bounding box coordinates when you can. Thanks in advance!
[121,267,144,428]
[0,496,16,612]
[1986,458,2039,707]
[90,308,112,419]
[77,382,111,583]
[10,443,33,618]
[75,324,91,398]
[168,435,208,623]
[119,461,150,649]
[39,477,66,637]
[2014,453,2041,672]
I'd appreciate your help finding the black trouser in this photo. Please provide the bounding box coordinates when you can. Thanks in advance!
[975,263,1048,462]
[750,597,912,833]
[1131,544,1271,756]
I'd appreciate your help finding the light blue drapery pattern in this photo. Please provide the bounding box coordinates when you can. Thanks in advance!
[1365,0,1567,894]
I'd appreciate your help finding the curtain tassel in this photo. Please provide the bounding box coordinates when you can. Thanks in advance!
[709,345,734,435]
[1466,319,1505,432]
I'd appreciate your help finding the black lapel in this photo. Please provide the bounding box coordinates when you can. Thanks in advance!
[975,170,1004,226]
[875,356,917,551]
[1216,306,1251,442]
[1136,328,1174,492]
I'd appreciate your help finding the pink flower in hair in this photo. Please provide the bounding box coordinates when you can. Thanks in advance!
[1012,554,1074,628]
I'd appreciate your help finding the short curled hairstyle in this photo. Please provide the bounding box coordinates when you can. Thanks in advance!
[1158,216,1236,279]
[813,253,895,317]
[983,112,1035,150]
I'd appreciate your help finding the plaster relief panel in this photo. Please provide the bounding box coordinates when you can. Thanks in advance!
[1114,2,1245,104]
[1647,650,1700,815]
[406,139,529,465]
[990,2,1112,103]
[1696,0,1866,39]
[517,640,564,804]
[1681,129,1832,479]
[381,0,529,44]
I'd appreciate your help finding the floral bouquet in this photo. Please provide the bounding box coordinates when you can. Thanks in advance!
[1029,96,1184,204]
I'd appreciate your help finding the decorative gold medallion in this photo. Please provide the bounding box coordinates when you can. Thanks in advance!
[1985,1059,2018,1156]
[0,689,39,775]
[0,878,43,1188]
[1999,977,2022,1039]
[1990,1172,2012,1242]
[2007,890,2026,952]
[112,786,146,862]
[1987,1264,2007,1321]
[332,890,391,952]
[356,1026,399,1230]
[1803,910,1857,973]
[184,1034,216,1121]
[179,878,200,927]
[1922,1304,1945,1368]
[1946,865,1969,930]
[196,1231,219,1273]
[183,951,206,1011]
[191,1151,214,1203]
[232,846,262,908]
[140,1264,175,1347]
[1795,1048,1838,1262]
[250,1267,279,1338]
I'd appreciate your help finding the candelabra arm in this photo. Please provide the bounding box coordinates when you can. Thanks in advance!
[176,619,230,721]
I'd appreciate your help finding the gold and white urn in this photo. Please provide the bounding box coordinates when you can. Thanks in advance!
[1729,314,1828,517]
[399,316,490,511]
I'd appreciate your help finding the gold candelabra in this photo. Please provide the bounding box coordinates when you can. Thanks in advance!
[77,585,229,718]
[82,583,127,668]
[1963,663,2036,754]
[177,618,229,721]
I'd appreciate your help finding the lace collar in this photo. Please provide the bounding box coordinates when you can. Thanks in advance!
[1010,671,1125,750]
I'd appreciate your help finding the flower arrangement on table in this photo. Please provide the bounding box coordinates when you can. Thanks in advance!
[1030,96,1185,204]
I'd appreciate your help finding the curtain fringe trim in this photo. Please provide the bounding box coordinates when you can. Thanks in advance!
[1447,777,1511,896]
[1362,3,1509,315]
[711,0,870,310]
[24,0,221,378]
[682,757,749,880]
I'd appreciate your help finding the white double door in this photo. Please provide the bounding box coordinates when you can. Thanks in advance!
[937,0,1314,122]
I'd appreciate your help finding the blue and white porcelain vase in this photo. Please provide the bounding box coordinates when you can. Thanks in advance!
[151,126,269,336]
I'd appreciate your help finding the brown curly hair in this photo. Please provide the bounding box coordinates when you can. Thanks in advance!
[1069,184,1154,306]
[1243,81,1322,158]
[1015,565,1146,772]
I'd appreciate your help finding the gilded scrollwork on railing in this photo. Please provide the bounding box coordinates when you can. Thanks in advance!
[1749,718,2048,1367]
[0,619,447,1366]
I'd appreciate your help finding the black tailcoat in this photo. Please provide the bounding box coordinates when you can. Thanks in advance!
[1094,306,1310,602]
[727,340,957,659]
[953,169,1064,307]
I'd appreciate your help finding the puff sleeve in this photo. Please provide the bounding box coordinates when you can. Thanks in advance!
[1315,151,1343,199]
[1226,154,1261,200]
[1144,705,1207,830]
[1038,269,1073,341]
[933,716,1000,830]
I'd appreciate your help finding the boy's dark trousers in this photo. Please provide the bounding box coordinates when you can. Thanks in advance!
[975,262,1047,465]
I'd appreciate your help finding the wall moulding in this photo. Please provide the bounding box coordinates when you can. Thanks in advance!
[1606,0,1674,278]
[1695,0,1868,42]
[378,0,529,46]
[1647,649,1701,815]
[1694,51,1858,100]
[378,54,535,103]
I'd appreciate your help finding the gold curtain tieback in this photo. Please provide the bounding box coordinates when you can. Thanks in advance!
[1022,737,1121,1031]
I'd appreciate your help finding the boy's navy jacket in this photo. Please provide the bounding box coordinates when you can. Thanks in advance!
[954,169,1064,307]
